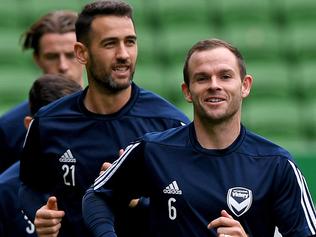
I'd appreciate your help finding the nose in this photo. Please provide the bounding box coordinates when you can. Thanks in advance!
[58,55,69,73]
[116,42,129,60]
[208,77,221,90]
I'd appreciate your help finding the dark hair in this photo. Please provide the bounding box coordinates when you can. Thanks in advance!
[76,0,133,45]
[183,38,247,85]
[29,74,82,115]
[21,10,78,55]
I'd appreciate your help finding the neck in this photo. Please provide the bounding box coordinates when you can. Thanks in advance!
[194,115,241,149]
[84,85,132,114]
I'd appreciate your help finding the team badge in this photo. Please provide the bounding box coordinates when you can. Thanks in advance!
[227,187,252,217]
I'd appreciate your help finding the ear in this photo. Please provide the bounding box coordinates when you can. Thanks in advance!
[181,83,192,103]
[74,42,88,65]
[24,116,33,129]
[241,74,253,98]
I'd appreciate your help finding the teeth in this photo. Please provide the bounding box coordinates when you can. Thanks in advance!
[208,98,222,102]
[114,66,128,71]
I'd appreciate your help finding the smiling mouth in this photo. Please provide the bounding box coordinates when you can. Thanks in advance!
[206,98,224,103]
[113,65,129,72]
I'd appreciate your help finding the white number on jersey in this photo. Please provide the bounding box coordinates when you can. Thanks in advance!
[168,197,177,220]
[62,164,75,186]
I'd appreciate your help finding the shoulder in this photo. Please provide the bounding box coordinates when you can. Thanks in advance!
[241,127,293,161]
[142,123,190,147]
[0,101,29,125]
[0,162,20,198]
[132,86,190,123]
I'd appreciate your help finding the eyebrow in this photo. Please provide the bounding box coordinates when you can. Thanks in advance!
[219,69,234,74]
[101,35,137,43]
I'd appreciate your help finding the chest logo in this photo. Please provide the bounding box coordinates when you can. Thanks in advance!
[227,187,252,217]
[163,181,182,195]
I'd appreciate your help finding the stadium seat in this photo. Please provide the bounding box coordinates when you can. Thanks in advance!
[0,28,33,67]
[159,23,219,67]
[242,98,302,138]
[219,22,283,62]
[218,0,273,26]
[297,60,316,100]
[134,64,166,98]
[130,0,160,29]
[280,0,316,25]
[296,157,316,202]
[247,60,291,99]
[156,0,213,28]
[18,0,85,29]
[0,66,39,108]
[136,25,159,66]
[163,63,186,104]
[242,97,307,156]
[300,99,316,138]
[283,22,316,62]
[0,1,20,28]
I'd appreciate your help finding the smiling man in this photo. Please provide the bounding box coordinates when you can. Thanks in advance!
[83,38,316,237]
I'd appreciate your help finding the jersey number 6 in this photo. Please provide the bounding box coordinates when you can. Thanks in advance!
[168,197,177,220]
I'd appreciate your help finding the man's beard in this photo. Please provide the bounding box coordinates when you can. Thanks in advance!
[89,56,134,93]
[91,69,132,93]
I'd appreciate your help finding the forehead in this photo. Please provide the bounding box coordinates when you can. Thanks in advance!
[90,15,135,40]
[39,32,76,53]
[189,47,238,71]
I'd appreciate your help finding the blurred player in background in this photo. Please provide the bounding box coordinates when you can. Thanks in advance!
[0,10,83,173]
[0,74,82,237]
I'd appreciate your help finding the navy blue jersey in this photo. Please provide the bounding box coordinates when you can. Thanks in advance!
[86,123,316,237]
[0,162,36,237]
[19,83,190,237]
[0,101,29,173]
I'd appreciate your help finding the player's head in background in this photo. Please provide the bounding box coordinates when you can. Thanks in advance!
[21,11,84,86]
[24,74,82,128]
[181,38,253,126]
[74,0,137,93]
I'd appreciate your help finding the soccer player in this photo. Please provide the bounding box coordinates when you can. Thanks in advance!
[19,1,190,237]
[82,38,316,237]
[0,10,84,173]
[0,74,82,237]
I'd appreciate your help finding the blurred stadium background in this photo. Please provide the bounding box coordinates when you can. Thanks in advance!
[0,0,315,222]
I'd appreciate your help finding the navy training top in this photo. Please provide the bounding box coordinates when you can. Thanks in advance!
[0,161,36,237]
[0,101,29,173]
[85,123,316,237]
[20,83,190,237]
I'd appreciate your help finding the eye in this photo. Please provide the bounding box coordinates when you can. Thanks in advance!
[126,38,136,46]
[102,40,116,48]
[66,52,76,60]
[221,74,232,80]
[196,76,208,82]
[44,53,59,60]
[104,43,114,48]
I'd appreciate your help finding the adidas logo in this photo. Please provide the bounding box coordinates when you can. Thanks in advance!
[59,149,76,163]
[163,181,182,195]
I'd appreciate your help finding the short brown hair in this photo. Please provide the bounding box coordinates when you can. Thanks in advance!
[183,38,247,85]
[21,10,78,55]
